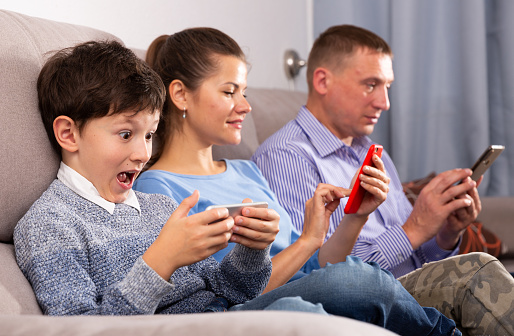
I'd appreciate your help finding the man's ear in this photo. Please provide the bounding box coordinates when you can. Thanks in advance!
[312,67,330,95]
[53,116,79,153]
[169,79,188,110]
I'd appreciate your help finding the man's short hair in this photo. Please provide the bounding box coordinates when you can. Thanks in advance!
[307,25,393,91]
[37,40,166,155]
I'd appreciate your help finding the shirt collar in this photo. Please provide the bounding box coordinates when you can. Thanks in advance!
[57,162,141,214]
[296,106,373,157]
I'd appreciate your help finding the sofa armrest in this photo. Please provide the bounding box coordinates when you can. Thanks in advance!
[477,196,514,256]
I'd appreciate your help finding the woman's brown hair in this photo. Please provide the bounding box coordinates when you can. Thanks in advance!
[146,28,246,163]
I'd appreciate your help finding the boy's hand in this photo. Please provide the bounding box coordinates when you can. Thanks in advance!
[143,190,234,280]
[231,198,280,250]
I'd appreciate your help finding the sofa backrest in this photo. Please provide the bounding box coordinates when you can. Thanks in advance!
[0,10,121,244]
[0,9,121,315]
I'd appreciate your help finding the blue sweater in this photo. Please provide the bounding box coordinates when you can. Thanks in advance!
[14,180,272,316]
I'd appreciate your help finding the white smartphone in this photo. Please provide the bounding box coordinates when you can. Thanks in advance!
[470,145,505,181]
[205,201,269,217]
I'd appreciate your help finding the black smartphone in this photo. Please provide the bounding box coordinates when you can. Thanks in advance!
[470,145,505,181]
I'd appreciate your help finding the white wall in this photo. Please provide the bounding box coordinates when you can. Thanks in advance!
[0,0,311,91]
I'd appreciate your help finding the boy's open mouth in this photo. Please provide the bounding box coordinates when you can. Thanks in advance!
[117,171,136,185]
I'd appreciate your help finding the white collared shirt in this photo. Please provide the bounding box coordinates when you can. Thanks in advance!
[57,162,141,214]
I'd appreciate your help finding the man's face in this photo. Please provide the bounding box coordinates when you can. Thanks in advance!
[70,109,160,203]
[323,48,394,144]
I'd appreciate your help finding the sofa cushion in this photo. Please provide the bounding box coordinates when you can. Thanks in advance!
[0,243,41,314]
[0,311,399,336]
[0,10,120,243]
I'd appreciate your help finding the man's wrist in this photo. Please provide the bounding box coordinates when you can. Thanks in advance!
[435,229,462,250]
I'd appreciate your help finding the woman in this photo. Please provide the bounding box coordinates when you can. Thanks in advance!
[133,28,461,336]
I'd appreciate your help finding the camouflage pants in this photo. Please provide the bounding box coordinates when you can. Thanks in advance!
[398,252,514,336]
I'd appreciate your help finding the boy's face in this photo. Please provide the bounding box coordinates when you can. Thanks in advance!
[71,109,159,203]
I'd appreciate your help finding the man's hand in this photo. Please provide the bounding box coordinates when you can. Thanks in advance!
[437,176,482,249]
[403,169,478,250]
[354,154,390,216]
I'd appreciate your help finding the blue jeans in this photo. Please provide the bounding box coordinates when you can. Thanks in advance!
[230,256,461,336]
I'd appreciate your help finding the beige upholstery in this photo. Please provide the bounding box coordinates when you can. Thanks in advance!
[0,9,401,335]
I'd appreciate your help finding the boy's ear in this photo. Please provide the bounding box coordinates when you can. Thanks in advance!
[168,79,187,110]
[53,116,79,153]
[312,67,330,95]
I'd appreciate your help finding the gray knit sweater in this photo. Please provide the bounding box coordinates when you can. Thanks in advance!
[14,180,272,316]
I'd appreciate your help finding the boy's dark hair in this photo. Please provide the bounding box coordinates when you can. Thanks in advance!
[37,40,166,155]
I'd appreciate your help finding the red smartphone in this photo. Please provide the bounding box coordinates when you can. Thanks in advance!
[344,144,383,214]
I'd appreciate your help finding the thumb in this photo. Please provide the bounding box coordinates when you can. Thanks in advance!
[172,190,200,219]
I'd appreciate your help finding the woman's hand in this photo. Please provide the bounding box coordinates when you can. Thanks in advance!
[302,183,350,248]
[231,198,280,250]
[353,154,390,216]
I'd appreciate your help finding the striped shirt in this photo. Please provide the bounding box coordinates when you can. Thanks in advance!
[252,106,458,277]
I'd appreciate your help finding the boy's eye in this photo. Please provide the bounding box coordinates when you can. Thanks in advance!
[119,131,131,140]
[145,132,154,141]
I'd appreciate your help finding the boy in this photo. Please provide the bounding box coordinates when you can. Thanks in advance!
[14,40,273,315]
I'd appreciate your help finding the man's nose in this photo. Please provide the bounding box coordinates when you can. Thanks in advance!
[374,86,390,111]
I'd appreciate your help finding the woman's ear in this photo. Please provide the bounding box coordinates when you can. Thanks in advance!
[312,67,330,95]
[53,116,79,153]
[169,79,187,110]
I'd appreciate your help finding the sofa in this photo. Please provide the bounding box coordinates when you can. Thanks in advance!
[0,9,403,336]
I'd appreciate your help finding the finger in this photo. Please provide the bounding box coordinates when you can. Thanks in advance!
[360,180,388,201]
[359,173,389,193]
[475,175,484,188]
[208,217,235,234]
[242,198,253,203]
[171,190,200,219]
[234,215,277,234]
[241,207,280,222]
[230,233,271,250]
[232,224,274,242]
[442,179,475,203]
[362,165,389,184]
[429,169,472,194]
[371,154,386,173]
[312,185,342,214]
[315,183,351,200]
[442,196,473,214]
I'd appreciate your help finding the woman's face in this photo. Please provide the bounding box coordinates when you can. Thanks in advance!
[184,55,251,147]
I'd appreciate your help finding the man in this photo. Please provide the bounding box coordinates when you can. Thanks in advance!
[252,25,514,335]
[252,24,481,278]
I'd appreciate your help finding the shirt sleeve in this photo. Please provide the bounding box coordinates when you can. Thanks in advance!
[252,148,321,235]
[194,244,272,305]
[14,213,173,316]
